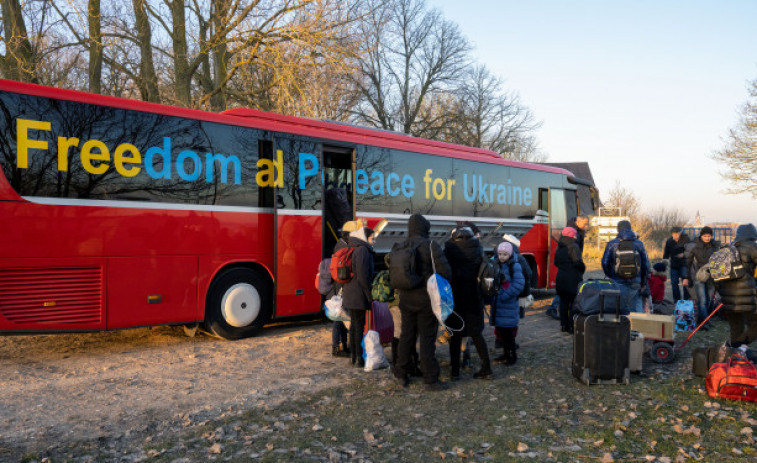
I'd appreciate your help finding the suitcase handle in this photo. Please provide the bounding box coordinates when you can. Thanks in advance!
[599,289,622,321]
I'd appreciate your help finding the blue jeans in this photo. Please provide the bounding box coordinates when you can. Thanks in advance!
[694,280,714,322]
[617,282,642,313]
[670,266,690,301]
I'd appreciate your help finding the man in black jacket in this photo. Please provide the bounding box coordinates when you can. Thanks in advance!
[682,226,719,328]
[663,226,691,302]
[390,213,452,390]
[713,224,757,348]
[567,215,589,254]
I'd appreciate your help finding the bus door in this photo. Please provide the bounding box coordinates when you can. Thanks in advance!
[271,135,323,317]
[321,146,355,258]
[547,188,569,288]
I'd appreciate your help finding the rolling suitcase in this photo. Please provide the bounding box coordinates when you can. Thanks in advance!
[629,330,644,374]
[573,289,631,385]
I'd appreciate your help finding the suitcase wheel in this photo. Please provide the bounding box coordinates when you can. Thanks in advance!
[649,342,675,364]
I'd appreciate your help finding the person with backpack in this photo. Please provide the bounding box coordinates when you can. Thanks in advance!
[601,220,650,313]
[711,224,757,348]
[321,221,363,358]
[443,226,493,381]
[341,225,376,368]
[682,226,720,329]
[663,226,691,302]
[489,241,525,365]
[389,213,452,391]
[554,227,586,334]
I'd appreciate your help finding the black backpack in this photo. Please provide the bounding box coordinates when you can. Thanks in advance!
[387,241,424,290]
[477,259,499,298]
[614,239,640,279]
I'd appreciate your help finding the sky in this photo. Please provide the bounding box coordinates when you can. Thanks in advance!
[429,0,757,225]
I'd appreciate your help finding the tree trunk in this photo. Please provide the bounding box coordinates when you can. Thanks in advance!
[132,0,160,102]
[209,0,229,111]
[168,0,191,106]
[1,0,37,82]
[87,0,103,93]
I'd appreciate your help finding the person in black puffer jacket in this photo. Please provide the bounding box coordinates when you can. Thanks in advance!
[682,226,720,328]
[714,223,757,348]
[554,227,586,333]
[444,226,492,381]
[341,226,375,368]
[391,213,452,390]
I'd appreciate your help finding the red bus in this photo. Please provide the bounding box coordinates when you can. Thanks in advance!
[0,79,595,339]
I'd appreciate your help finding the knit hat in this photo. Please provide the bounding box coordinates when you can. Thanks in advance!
[561,227,578,238]
[462,221,480,236]
[617,220,632,232]
[497,241,513,259]
[653,262,667,272]
[671,226,682,233]
[341,219,364,233]
[700,226,713,237]
[502,233,521,248]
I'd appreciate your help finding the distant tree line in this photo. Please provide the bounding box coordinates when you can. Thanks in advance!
[0,0,544,161]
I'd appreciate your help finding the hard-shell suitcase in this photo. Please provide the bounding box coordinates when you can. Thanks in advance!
[629,330,644,374]
[573,289,631,385]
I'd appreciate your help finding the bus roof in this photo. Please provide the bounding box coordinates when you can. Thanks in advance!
[1,78,574,178]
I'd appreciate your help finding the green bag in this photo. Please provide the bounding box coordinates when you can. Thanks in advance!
[371,270,395,302]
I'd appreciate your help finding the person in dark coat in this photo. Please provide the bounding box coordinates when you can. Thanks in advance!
[601,220,650,313]
[554,227,585,334]
[489,241,525,365]
[341,226,375,368]
[663,226,691,301]
[392,213,452,390]
[443,226,492,381]
[713,224,757,348]
[682,226,720,328]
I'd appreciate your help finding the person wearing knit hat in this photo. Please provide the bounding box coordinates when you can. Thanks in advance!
[490,240,525,365]
[663,226,691,302]
[601,219,650,313]
[340,223,376,368]
[554,225,585,333]
[649,262,668,303]
[682,226,720,329]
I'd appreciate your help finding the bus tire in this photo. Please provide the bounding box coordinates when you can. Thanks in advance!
[204,267,272,340]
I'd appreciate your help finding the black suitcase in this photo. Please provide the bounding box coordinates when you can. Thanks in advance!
[573,289,630,385]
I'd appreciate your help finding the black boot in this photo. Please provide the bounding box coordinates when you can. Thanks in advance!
[391,338,399,365]
[494,349,508,363]
[473,358,493,380]
[332,346,350,358]
[504,349,517,366]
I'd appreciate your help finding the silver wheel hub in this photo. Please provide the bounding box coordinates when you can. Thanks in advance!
[221,283,260,328]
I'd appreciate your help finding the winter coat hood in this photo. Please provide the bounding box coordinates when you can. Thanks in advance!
[617,229,636,241]
[408,213,430,238]
[735,223,757,242]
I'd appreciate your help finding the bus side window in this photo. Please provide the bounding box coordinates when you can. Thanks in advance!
[539,188,549,211]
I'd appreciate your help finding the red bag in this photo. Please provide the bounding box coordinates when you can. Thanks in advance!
[330,247,355,284]
[365,301,394,344]
[705,354,757,402]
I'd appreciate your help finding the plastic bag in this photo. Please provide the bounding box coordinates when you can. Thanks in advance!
[362,330,389,371]
[324,294,350,321]
[428,273,454,324]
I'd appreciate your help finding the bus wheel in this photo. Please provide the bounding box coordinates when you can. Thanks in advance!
[205,268,272,340]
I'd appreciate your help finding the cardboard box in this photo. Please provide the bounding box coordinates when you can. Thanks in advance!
[628,313,675,342]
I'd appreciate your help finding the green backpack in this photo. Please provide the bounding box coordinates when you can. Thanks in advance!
[371,270,395,302]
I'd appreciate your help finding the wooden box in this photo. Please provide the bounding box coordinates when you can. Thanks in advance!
[628,313,675,342]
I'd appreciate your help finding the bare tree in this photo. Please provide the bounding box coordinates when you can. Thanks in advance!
[443,65,544,161]
[636,206,688,247]
[350,0,471,136]
[604,181,642,223]
[1,0,38,82]
[713,75,757,198]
